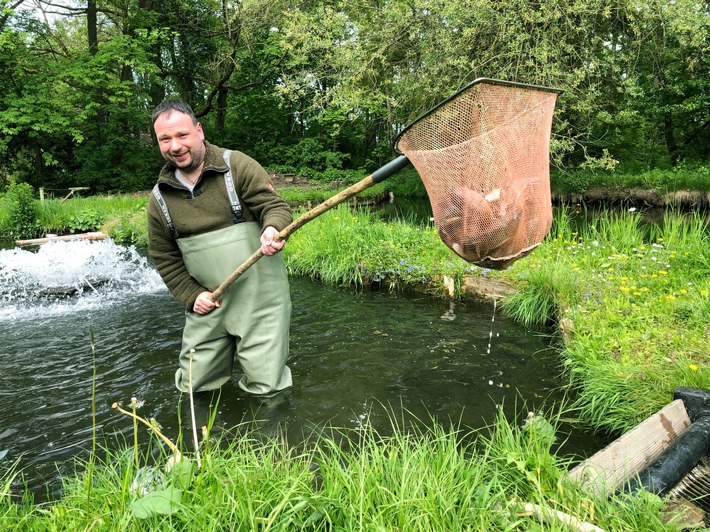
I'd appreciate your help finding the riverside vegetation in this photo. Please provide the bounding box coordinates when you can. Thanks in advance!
[0,175,708,530]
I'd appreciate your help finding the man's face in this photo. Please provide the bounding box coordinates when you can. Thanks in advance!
[153,110,206,174]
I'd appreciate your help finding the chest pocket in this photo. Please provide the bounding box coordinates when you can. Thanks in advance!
[152,149,245,239]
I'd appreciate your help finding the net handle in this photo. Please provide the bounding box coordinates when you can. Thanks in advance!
[210,155,411,301]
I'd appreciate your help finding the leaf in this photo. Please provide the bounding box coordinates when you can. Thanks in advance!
[130,488,182,519]
[167,457,195,490]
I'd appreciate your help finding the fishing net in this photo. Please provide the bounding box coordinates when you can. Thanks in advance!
[395,79,560,269]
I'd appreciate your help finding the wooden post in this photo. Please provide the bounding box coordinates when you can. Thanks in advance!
[568,399,691,495]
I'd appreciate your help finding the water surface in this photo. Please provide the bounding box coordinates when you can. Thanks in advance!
[0,239,605,501]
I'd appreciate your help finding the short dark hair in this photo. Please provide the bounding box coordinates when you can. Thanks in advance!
[152,100,198,126]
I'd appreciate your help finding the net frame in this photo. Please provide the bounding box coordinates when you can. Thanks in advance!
[394,78,562,269]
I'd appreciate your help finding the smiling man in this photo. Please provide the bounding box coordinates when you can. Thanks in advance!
[146,100,293,397]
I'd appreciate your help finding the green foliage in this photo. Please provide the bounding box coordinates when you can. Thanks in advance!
[68,209,102,233]
[108,213,149,246]
[1,0,707,193]
[385,167,429,198]
[0,404,680,530]
[269,137,350,176]
[4,182,39,239]
[552,164,710,195]
[550,170,594,195]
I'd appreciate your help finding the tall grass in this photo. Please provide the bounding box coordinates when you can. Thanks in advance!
[0,193,150,245]
[0,403,685,530]
[505,207,710,433]
[283,204,483,292]
[284,205,496,294]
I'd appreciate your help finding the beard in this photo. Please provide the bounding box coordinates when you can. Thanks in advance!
[166,143,205,172]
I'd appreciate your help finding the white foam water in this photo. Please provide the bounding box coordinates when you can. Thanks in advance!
[0,239,165,321]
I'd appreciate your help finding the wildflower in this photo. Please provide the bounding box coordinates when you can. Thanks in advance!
[130,397,144,409]
[689,364,699,371]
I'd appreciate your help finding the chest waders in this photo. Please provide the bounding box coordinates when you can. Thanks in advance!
[154,150,292,395]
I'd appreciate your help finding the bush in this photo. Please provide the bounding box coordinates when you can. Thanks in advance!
[5,182,40,239]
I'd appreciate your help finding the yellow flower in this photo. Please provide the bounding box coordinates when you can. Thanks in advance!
[689,364,699,371]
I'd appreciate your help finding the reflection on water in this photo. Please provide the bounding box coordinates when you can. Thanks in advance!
[0,239,607,502]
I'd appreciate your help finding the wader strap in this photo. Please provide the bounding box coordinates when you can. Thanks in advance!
[222,150,245,224]
[152,184,179,240]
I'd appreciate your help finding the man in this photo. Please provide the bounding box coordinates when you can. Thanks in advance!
[147,99,293,396]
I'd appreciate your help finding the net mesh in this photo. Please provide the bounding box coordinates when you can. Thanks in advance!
[395,80,559,270]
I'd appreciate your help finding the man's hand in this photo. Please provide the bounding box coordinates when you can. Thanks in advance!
[260,226,285,256]
[193,291,220,314]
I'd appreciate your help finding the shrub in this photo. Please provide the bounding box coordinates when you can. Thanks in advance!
[5,183,40,239]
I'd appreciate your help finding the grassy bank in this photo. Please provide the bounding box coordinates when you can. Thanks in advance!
[1,403,680,530]
[0,183,391,245]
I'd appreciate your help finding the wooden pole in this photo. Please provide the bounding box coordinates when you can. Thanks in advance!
[211,176,377,301]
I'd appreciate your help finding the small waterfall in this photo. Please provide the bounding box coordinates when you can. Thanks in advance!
[0,239,165,321]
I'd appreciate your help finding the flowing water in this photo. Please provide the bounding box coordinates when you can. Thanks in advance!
[0,239,608,502]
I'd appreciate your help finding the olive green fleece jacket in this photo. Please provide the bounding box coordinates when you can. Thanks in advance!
[147,142,292,310]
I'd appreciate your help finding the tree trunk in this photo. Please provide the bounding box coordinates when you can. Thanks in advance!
[664,116,679,167]
[87,0,98,55]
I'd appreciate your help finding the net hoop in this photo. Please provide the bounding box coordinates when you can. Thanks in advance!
[394,78,562,269]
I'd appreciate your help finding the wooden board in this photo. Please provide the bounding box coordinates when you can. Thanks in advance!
[568,399,692,495]
[15,232,108,247]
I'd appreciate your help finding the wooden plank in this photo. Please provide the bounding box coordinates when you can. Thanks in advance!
[568,399,692,495]
[15,232,108,247]
[60,187,90,203]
